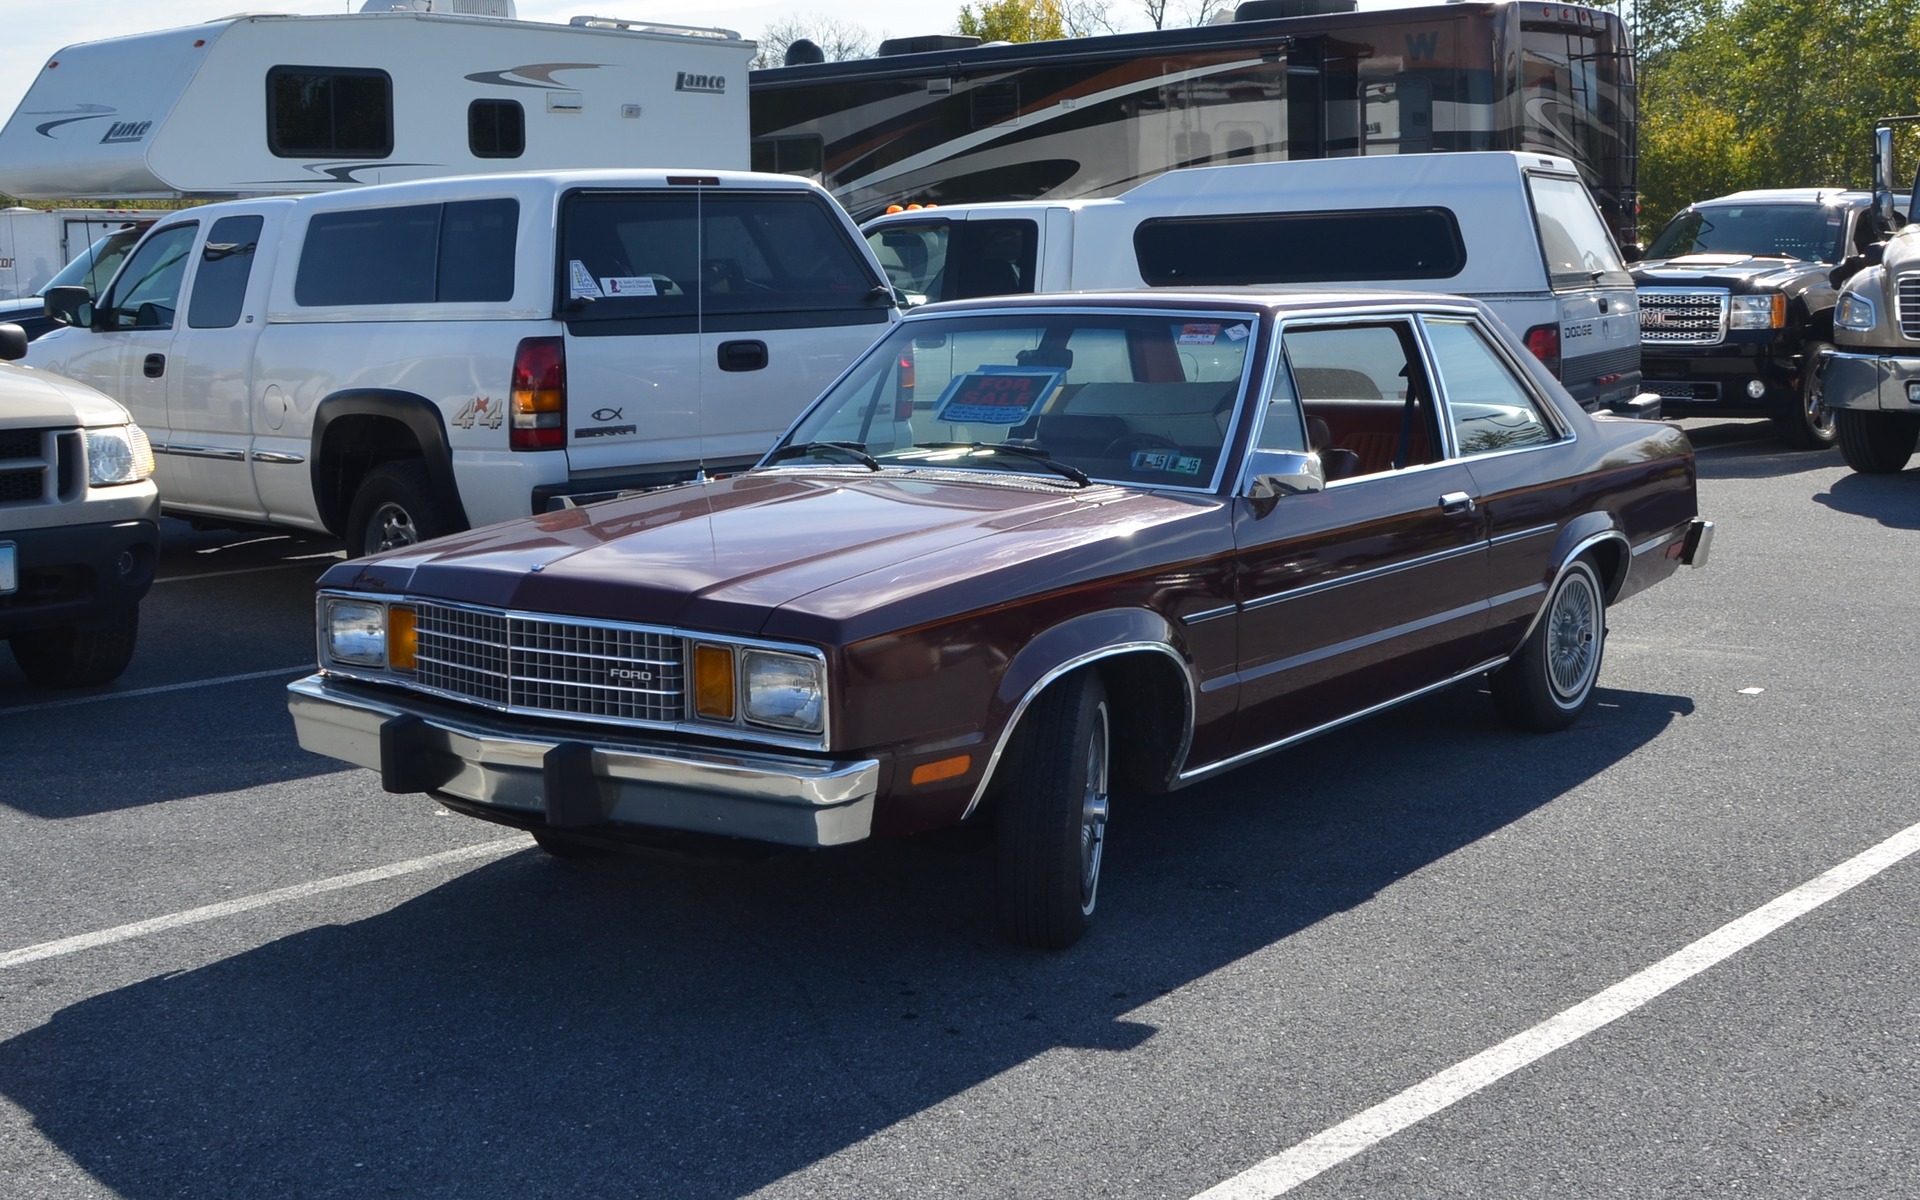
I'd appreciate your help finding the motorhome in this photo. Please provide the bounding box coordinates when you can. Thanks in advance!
[0,0,752,201]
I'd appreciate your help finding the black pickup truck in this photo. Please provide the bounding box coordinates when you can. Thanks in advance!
[1632,189,1879,448]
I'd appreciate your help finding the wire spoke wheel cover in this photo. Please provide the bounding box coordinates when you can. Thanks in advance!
[1492,554,1606,732]
[1546,569,1600,701]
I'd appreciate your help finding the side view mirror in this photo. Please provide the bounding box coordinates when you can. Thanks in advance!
[1243,449,1326,504]
[0,323,26,361]
[43,285,95,330]
[1620,242,1644,264]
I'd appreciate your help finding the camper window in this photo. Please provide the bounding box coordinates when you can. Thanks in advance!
[267,66,394,158]
[470,100,525,160]
[1133,208,1467,286]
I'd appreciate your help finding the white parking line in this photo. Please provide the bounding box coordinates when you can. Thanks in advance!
[154,559,338,584]
[0,839,525,970]
[1193,818,1920,1200]
[0,665,313,716]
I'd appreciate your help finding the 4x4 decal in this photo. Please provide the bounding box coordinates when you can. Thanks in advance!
[452,397,505,430]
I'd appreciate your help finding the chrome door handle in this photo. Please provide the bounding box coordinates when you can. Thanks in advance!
[1438,492,1476,516]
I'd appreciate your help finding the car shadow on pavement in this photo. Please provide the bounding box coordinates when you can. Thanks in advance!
[1812,469,1920,530]
[0,683,1693,1199]
[1679,421,1841,481]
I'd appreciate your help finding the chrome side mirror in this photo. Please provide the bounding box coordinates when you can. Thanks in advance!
[1243,449,1326,501]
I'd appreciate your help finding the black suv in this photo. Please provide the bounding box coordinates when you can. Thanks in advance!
[1632,189,1879,448]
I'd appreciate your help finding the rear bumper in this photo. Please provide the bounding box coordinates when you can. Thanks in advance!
[1819,348,1920,412]
[287,674,880,847]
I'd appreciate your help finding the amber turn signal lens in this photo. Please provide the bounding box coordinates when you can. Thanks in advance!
[910,755,971,786]
[388,605,418,671]
[694,644,736,720]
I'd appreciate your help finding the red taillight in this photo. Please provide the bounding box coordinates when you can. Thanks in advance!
[510,336,565,451]
[1522,323,1562,376]
[893,355,916,421]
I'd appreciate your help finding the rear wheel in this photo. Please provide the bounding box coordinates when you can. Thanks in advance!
[994,670,1110,950]
[1492,556,1604,732]
[9,607,140,688]
[1773,342,1838,449]
[1834,408,1920,474]
[345,461,462,557]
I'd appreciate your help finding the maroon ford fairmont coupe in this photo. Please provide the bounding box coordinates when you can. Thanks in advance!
[289,291,1711,948]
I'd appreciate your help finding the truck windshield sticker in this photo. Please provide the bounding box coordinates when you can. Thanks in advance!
[933,366,1062,425]
[1178,323,1221,345]
[568,261,603,299]
[601,275,658,297]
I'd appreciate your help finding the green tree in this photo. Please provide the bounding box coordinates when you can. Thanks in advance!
[958,0,1067,42]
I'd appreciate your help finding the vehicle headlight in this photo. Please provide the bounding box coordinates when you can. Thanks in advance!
[742,650,825,732]
[1728,294,1786,330]
[325,598,388,667]
[86,423,155,486]
[1836,290,1878,332]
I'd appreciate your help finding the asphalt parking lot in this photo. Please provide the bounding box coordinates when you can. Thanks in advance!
[2,419,1916,1199]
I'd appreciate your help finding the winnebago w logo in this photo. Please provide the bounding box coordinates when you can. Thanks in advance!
[1404,31,1441,61]
[675,72,726,94]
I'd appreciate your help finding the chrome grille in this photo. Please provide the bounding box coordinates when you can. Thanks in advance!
[1898,277,1920,339]
[412,601,685,723]
[1637,288,1728,345]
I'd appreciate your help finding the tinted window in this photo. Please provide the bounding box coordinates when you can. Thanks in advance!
[99,223,198,331]
[267,66,393,158]
[868,220,951,306]
[1526,173,1627,286]
[750,136,824,178]
[1423,317,1561,455]
[469,99,524,159]
[1135,209,1466,285]
[188,215,264,329]
[950,219,1038,299]
[295,199,518,306]
[561,190,879,320]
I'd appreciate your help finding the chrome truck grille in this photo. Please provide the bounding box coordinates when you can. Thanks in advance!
[1637,288,1729,345]
[1898,277,1920,339]
[411,601,686,724]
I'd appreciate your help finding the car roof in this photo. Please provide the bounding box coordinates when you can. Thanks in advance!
[905,287,1489,319]
[1691,188,1869,207]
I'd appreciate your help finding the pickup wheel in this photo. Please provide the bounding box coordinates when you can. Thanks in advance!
[994,670,1110,950]
[1773,341,1838,449]
[1491,555,1604,732]
[9,607,139,688]
[346,461,461,557]
[1834,408,1920,474]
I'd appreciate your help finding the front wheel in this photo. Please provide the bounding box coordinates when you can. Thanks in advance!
[1492,556,1605,732]
[9,607,140,688]
[1834,408,1920,474]
[345,461,463,557]
[994,670,1110,950]
[1773,342,1838,449]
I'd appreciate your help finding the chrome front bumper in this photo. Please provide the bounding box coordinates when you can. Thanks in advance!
[287,674,880,847]
[1819,349,1920,412]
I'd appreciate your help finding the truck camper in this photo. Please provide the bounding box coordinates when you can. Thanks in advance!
[0,0,752,201]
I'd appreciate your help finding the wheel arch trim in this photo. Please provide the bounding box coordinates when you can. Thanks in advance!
[310,389,465,535]
[1505,529,1623,660]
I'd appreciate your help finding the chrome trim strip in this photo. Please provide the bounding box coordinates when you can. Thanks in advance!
[1632,531,1675,557]
[250,450,306,465]
[1179,603,1238,625]
[960,640,1196,821]
[1178,655,1511,784]
[1492,523,1559,548]
[1236,598,1488,685]
[156,442,247,462]
[1242,539,1484,611]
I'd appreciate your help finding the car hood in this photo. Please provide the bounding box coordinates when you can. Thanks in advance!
[321,470,1227,645]
[0,360,133,427]
[1632,253,1826,293]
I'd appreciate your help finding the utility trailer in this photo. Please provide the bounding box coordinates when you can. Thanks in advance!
[0,208,161,300]
[0,0,752,201]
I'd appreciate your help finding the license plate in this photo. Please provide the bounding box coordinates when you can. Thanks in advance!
[0,543,15,595]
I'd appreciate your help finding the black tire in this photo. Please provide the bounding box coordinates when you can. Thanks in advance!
[993,670,1110,950]
[531,829,616,859]
[1834,408,1920,475]
[1773,342,1838,450]
[9,607,139,688]
[345,460,462,557]
[1491,556,1605,732]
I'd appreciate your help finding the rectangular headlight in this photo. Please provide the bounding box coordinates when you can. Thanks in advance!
[325,598,387,667]
[742,650,824,732]
[1728,294,1785,330]
[85,424,155,486]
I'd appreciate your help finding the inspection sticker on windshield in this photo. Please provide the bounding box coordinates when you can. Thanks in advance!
[567,261,603,299]
[1131,450,1203,474]
[602,275,658,297]
[933,366,1063,425]
[1177,323,1221,345]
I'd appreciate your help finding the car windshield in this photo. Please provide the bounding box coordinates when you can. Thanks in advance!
[775,309,1258,491]
[1646,203,1848,263]
[38,227,148,297]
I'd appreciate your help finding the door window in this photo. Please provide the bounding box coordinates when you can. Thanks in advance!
[98,223,199,331]
[188,215,265,329]
[1281,321,1440,479]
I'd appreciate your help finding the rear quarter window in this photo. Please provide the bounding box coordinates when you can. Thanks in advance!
[1133,208,1466,285]
[293,199,518,306]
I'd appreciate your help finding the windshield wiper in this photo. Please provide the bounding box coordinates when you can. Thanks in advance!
[764,440,880,470]
[909,442,1092,486]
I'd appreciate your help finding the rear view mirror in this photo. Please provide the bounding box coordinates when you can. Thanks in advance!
[43,285,94,330]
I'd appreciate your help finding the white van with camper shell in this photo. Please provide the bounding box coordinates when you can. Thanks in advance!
[24,169,898,555]
[863,152,1645,412]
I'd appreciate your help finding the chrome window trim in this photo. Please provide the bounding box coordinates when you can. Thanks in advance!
[314,590,834,752]
[961,640,1196,820]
